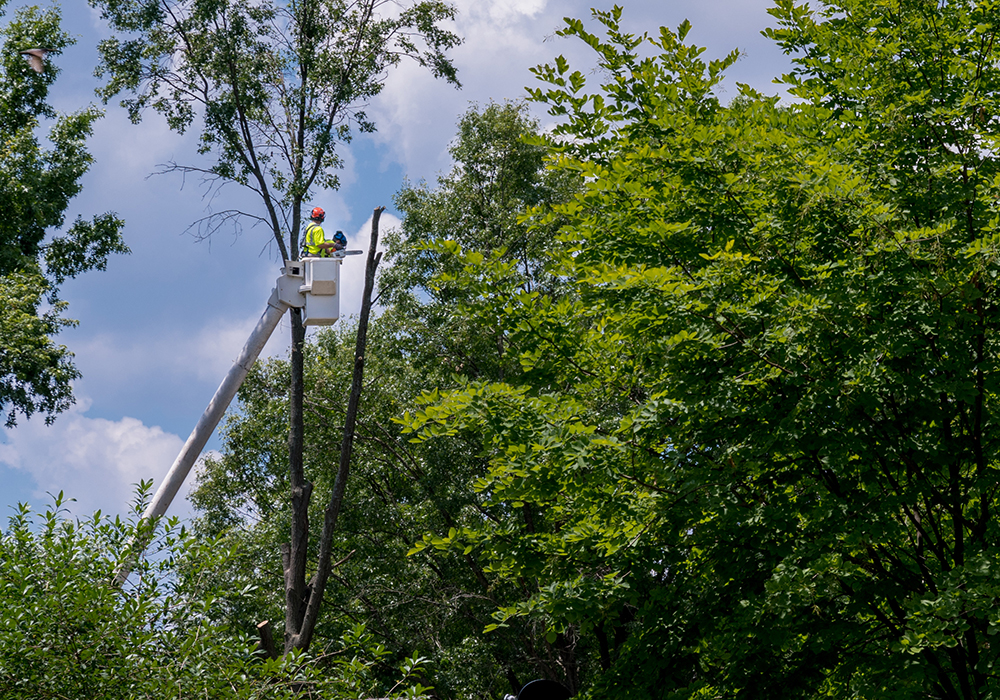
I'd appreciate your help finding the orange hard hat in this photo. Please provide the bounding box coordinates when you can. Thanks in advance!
[310,207,325,221]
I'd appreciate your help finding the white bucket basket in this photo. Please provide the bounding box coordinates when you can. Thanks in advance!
[299,257,341,326]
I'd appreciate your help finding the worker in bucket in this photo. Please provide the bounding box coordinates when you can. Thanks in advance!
[303,207,347,257]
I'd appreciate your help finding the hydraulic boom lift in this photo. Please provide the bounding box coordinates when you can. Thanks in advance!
[114,252,360,586]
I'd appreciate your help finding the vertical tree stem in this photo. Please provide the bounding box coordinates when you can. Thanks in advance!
[285,307,310,645]
[289,206,384,652]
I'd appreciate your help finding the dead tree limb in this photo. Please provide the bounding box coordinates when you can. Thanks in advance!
[287,206,384,652]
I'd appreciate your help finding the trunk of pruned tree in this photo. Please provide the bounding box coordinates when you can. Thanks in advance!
[283,207,384,653]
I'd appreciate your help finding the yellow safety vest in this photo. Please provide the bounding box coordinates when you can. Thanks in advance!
[304,221,326,256]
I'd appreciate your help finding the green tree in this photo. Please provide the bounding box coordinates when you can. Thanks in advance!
[191,103,584,697]
[90,0,460,653]
[403,3,1000,698]
[192,315,555,698]
[386,101,574,298]
[383,101,588,694]
[0,1,127,427]
[0,489,431,700]
[382,101,578,385]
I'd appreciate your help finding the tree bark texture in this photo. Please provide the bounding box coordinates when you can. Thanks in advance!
[286,207,384,652]
[256,620,279,660]
[284,306,311,646]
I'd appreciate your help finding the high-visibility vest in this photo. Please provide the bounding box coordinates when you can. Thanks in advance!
[304,221,325,256]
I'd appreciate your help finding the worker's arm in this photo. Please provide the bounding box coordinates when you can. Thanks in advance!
[316,241,344,254]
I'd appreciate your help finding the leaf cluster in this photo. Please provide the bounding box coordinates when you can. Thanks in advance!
[0,2,128,425]
[90,0,460,259]
[0,485,431,699]
[399,2,1000,698]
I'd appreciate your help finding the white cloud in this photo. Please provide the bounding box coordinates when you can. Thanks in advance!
[69,305,289,399]
[68,255,292,391]
[366,0,792,184]
[450,0,549,26]
[366,0,595,182]
[481,0,547,25]
[0,398,189,518]
[183,302,292,382]
[88,6,113,38]
[336,212,400,319]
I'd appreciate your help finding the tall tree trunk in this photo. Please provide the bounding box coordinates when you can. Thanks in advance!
[284,306,311,646]
[287,207,384,652]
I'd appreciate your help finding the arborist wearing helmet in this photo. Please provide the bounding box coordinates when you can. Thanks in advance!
[303,207,347,257]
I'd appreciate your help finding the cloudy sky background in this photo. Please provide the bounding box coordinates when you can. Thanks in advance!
[0,0,794,518]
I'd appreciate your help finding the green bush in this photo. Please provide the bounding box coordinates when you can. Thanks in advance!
[0,487,430,699]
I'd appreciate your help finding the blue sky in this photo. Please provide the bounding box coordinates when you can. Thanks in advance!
[0,0,794,519]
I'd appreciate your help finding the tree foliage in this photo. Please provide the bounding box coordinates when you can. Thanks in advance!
[400,3,1000,698]
[0,484,422,700]
[0,1,127,427]
[0,489,431,700]
[385,101,576,305]
[191,102,584,698]
[379,101,580,397]
[90,0,461,654]
[192,316,554,698]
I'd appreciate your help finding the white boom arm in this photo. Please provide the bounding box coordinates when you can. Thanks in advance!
[141,290,289,524]
[114,256,353,586]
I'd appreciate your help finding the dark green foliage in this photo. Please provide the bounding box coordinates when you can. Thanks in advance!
[0,489,431,699]
[0,1,128,426]
[401,3,1000,698]
[192,317,542,698]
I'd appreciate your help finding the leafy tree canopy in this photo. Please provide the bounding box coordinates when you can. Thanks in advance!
[0,1,127,427]
[401,2,1000,698]
[190,103,584,698]
[0,489,430,699]
[382,100,580,384]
